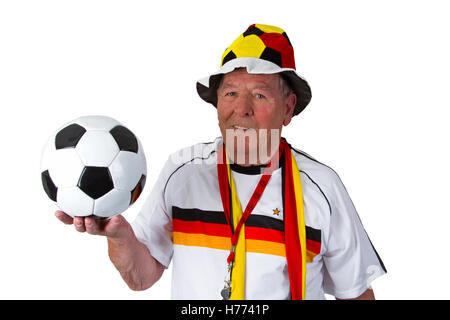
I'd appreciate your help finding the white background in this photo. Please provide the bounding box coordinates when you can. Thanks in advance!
[1,0,449,300]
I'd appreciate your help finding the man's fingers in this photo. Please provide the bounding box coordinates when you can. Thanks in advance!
[55,211,129,238]
[85,217,105,236]
[55,211,74,225]
[73,217,86,233]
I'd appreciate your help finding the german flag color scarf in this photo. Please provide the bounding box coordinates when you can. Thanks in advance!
[217,138,306,300]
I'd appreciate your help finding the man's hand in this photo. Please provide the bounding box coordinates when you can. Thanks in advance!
[55,210,130,239]
[54,210,164,291]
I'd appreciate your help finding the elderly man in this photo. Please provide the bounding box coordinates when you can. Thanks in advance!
[56,24,386,300]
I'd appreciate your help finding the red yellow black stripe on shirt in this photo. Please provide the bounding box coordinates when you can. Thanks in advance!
[172,206,321,262]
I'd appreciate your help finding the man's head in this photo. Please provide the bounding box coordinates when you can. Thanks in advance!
[196,24,312,164]
[217,68,296,165]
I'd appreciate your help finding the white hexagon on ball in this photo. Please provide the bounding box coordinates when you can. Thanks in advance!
[57,187,95,217]
[47,148,84,188]
[76,130,120,167]
[74,115,121,131]
[109,151,146,191]
[94,189,131,218]
[137,139,147,175]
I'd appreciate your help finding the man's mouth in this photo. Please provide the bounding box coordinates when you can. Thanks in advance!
[232,125,251,132]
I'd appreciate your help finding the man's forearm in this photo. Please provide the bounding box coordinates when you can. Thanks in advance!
[107,231,164,291]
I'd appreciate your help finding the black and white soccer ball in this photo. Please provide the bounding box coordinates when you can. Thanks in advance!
[41,115,147,218]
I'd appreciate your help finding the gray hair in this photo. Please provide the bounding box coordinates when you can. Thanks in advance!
[279,75,294,97]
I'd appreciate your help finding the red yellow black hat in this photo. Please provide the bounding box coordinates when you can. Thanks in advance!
[196,24,312,116]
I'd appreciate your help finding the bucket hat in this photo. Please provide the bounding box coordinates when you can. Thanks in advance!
[196,24,312,116]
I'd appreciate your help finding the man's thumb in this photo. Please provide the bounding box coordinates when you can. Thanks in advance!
[105,215,131,239]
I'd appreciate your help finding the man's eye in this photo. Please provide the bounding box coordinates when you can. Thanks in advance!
[225,92,236,97]
[255,93,265,99]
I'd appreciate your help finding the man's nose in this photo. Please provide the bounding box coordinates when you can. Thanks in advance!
[234,94,253,117]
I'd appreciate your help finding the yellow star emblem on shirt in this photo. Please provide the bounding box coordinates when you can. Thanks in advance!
[273,208,280,216]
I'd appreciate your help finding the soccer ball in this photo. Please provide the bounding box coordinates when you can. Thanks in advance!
[40,115,147,218]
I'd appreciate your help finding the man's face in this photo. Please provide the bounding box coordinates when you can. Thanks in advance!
[217,68,296,165]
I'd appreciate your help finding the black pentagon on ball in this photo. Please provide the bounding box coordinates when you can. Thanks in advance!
[55,123,86,149]
[78,166,114,199]
[41,170,57,201]
[110,125,138,153]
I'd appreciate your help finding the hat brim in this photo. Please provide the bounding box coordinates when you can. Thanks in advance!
[196,57,312,116]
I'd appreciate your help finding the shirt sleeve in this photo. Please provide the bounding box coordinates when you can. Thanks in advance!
[322,171,386,299]
[131,157,175,268]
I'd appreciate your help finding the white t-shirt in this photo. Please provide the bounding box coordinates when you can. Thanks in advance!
[132,137,386,299]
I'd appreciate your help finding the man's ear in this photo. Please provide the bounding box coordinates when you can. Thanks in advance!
[283,93,297,126]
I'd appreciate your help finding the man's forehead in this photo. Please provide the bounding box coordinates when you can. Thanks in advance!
[221,69,280,87]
